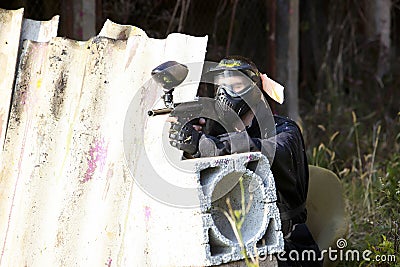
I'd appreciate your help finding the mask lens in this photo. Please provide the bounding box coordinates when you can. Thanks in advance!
[215,71,252,96]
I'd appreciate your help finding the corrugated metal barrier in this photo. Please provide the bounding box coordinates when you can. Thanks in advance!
[0,8,208,266]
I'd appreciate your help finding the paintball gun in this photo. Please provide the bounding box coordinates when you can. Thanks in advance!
[147,61,211,128]
[147,61,189,116]
[147,61,230,137]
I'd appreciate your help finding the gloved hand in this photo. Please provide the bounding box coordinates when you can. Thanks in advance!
[169,120,202,155]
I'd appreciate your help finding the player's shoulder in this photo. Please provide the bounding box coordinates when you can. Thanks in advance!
[273,115,302,134]
[273,114,297,125]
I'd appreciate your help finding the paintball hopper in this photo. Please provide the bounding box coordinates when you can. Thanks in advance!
[151,61,189,91]
[148,61,189,115]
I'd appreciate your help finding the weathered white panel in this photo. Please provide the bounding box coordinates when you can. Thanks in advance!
[99,19,148,39]
[101,21,210,267]
[0,8,23,154]
[0,20,208,265]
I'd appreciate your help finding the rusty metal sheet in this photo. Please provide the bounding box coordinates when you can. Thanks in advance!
[0,20,208,266]
[0,8,23,153]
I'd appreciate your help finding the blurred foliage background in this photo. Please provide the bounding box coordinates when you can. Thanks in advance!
[0,0,399,265]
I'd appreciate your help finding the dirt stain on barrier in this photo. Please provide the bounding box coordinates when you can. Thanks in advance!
[51,71,68,119]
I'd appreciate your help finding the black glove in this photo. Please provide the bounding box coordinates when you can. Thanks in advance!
[198,131,258,157]
[169,120,202,155]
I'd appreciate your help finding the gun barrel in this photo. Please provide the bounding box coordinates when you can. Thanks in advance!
[148,108,174,116]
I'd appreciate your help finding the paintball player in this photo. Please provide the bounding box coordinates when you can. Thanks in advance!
[167,56,322,267]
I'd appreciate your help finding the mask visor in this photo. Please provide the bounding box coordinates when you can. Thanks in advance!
[214,71,254,96]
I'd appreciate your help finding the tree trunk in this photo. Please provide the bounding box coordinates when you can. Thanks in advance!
[365,0,391,83]
[276,0,299,123]
[71,0,96,40]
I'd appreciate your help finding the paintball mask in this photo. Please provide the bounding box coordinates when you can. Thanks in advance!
[210,57,262,117]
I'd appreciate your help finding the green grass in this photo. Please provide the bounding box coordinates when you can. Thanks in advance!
[304,106,400,267]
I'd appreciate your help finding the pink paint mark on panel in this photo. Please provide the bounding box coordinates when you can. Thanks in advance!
[82,138,108,183]
[20,91,27,105]
[105,257,112,267]
[144,206,151,222]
